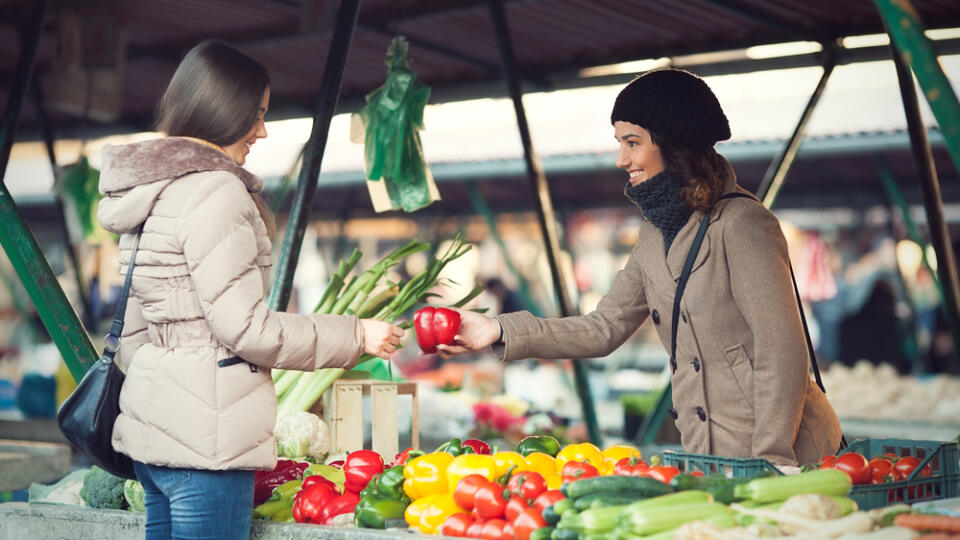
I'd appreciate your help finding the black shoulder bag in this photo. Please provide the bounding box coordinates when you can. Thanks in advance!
[57,228,142,480]
[672,193,845,448]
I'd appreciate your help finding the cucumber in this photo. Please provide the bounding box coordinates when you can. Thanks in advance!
[542,504,562,525]
[561,476,673,499]
[530,527,554,540]
[551,528,580,540]
[552,497,575,515]
[573,492,646,511]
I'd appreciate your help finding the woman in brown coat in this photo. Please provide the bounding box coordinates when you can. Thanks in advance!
[97,41,403,539]
[439,68,842,467]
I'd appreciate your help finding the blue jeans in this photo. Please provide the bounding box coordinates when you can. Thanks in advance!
[134,461,254,540]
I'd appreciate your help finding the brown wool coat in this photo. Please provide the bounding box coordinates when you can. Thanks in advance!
[98,137,365,471]
[495,184,842,466]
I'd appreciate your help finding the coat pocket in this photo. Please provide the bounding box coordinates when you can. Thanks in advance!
[722,344,755,409]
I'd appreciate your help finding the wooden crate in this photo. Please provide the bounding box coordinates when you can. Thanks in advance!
[319,379,419,459]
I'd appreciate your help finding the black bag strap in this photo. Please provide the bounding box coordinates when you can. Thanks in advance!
[103,226,144,361]
[670,208,712,373]
[706,192,828,394]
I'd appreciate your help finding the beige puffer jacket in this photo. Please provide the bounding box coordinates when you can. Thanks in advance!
[98,137,364,471]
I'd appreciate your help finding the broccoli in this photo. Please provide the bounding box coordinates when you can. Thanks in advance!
[79,466,128,509]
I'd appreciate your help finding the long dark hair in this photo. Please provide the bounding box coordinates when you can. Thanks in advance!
[651,131,733,213]
[156,40,269,147]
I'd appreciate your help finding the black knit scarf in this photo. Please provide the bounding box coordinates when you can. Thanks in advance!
[624,170,693,253]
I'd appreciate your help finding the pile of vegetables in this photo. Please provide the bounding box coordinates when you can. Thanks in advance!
[273,234,479,416]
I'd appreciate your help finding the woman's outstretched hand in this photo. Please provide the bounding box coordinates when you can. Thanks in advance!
[359,319,404,358]
[435,308,501,359]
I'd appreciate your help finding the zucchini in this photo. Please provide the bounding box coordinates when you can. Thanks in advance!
[550,528,580,540]
[732,469,852,503]
[626,490,713,510]
[620,501,732,536]
[561,475,672,499]
[573,492,646,511]
[530,526,554,540]
[558,504,629,534]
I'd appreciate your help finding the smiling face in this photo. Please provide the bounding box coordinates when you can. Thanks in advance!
[614,121,665,186]
[223,86,270,165]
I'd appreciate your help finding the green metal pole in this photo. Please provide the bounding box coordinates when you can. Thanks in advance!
[0,0,98,383]
[874,0,960,176]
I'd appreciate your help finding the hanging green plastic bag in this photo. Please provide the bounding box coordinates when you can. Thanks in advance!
[351,36,439,213]
[58,157,112,243]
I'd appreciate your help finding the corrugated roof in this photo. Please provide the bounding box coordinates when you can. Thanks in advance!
[3,0,960,139]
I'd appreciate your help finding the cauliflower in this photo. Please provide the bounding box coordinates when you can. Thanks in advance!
[275,411,330,461]
[779,493,845,534]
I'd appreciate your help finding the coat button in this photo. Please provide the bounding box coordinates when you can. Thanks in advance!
[668,407,678,420]
[681,311,687,323]
[697,407,706,421]
[692,357,701,372]
[651,309,660,325]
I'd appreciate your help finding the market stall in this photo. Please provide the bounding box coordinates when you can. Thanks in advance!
[3,0,960,538]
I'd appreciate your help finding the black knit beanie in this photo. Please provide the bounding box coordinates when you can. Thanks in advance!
[611,68,730,148]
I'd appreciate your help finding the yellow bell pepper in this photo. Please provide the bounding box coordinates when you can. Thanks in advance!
[600,445,642,475]
[404,493,439,532]
[556,442,603,472]
[403,452,454,499]
[446,453,498,493]
[416,493,465,534]
[492,451,527,477]
[518,451,562,488]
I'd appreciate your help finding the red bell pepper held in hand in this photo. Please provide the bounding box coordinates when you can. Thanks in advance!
[414,307,462,353]
[343,449,385,494]
[292,481,338,523]
[463,438,492,455]
[319,491,360,525]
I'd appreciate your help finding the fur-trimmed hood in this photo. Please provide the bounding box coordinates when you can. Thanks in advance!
[98,137,262,234]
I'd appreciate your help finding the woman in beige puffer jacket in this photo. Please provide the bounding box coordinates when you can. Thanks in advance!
[97,41,403,540]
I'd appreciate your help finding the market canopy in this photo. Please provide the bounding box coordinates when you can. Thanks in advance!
[3,0,960,141]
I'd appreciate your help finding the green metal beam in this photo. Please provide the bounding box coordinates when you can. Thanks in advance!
[874,0,960,177]
[0,0,98,383]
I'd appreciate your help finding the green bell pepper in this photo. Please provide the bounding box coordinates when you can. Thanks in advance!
[515,435,562,457]
[435,438,476,457]
[360,465,406,500]
[354,493,411,529]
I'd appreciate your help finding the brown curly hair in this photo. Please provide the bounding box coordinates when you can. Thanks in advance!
[650,131,734,213]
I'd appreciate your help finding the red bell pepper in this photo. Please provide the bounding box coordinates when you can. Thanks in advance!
[302,474,337,492]
[414,307,461,353]
[343,449,385,494]
[463,438,491,455]
[319,491,360,525]
[292,481,337,523]
[253,459,308,506]
[390,447,425,468]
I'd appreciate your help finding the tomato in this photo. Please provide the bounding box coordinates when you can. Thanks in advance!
[507,471,547,500]
[504,495,529,522]
[613,456,649,477]
[480,518,508,540]
[441,513,475,537]
[474,482,507,520]
[466,520,485,538]
[512,507,547,540]
[646,465,681,484]
[561,461,599,484]
[868,457,895,484]
[834,453,871,485]
[503,522,516,540]
[455,474,493,511]
[893,456,932,480]
[532,490,564,512]
[819,455,837,469]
